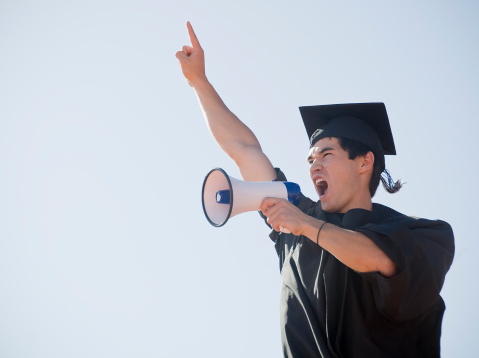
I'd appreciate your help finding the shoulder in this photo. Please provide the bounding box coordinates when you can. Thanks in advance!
[372,203,452,228]
[370,203,454,246]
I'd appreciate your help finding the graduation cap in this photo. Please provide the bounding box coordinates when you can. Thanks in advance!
[299,102,396,171]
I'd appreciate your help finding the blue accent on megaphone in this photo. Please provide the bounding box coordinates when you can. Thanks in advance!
[283,182,302,206]
[216,190,231,204]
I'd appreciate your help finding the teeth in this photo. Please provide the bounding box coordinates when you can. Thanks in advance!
[315,178,324,185]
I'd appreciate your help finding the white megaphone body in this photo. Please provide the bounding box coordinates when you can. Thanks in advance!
[202,168,302,229]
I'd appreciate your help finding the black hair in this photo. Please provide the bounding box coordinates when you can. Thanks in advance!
[337,137,402,197]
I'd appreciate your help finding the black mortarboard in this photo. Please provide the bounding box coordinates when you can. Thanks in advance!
[299,102,396,171]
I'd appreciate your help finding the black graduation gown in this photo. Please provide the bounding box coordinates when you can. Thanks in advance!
[267,170,455,358]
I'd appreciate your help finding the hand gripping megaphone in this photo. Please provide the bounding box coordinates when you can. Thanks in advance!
[201,168,302,228]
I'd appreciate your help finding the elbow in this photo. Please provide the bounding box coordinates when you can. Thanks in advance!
[378,257,397,278]
[219,141,256,163]
[359,258,396,278]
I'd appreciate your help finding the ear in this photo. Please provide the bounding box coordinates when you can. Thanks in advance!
[358,151,374,174]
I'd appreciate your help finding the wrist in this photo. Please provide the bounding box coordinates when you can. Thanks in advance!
[300,216,324,239]
[189,74,209,88]
[316,221,327,245]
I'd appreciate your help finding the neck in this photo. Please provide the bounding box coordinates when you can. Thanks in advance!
[339,181,373,213]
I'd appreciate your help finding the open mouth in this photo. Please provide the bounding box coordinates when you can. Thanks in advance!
[315,178,328,197]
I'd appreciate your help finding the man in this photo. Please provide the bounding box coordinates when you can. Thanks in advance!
[176,22,454,357]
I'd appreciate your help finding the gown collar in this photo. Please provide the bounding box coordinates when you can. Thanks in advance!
[326,208,373,230]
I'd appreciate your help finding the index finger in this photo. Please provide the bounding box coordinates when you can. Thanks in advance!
[186,21,202,49]
[260,197,282,214]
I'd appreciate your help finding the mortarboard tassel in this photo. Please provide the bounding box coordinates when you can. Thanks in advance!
[380,169,403,194]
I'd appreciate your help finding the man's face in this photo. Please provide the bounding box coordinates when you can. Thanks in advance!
[307,137,368,213]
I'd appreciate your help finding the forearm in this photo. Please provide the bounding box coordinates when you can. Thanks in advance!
[261,198,395,277]
[192,78,260,155]
[301,218,396,277]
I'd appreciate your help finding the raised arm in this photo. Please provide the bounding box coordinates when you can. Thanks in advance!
[176,22,276,182]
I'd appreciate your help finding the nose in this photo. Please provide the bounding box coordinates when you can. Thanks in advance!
[309,159,323,173]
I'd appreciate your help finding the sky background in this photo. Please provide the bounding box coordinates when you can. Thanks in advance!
[0,1,478,357]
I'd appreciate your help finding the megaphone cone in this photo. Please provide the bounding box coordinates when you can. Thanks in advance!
[202,168,301,228]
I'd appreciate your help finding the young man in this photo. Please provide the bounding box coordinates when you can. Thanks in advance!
[176,22,454,357]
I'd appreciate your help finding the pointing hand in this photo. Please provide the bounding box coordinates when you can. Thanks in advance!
[176,22,206,87]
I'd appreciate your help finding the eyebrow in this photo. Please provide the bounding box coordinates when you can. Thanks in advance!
[307,146,335,161]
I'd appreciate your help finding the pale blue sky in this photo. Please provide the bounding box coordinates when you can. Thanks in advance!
[0,1,477,357]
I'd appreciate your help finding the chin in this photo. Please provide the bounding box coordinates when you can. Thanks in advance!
[322,206,338,214]
[320,197,348,214]
[319,199,335,213]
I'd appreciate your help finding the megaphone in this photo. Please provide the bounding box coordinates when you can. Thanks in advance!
[201,168,301,228]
